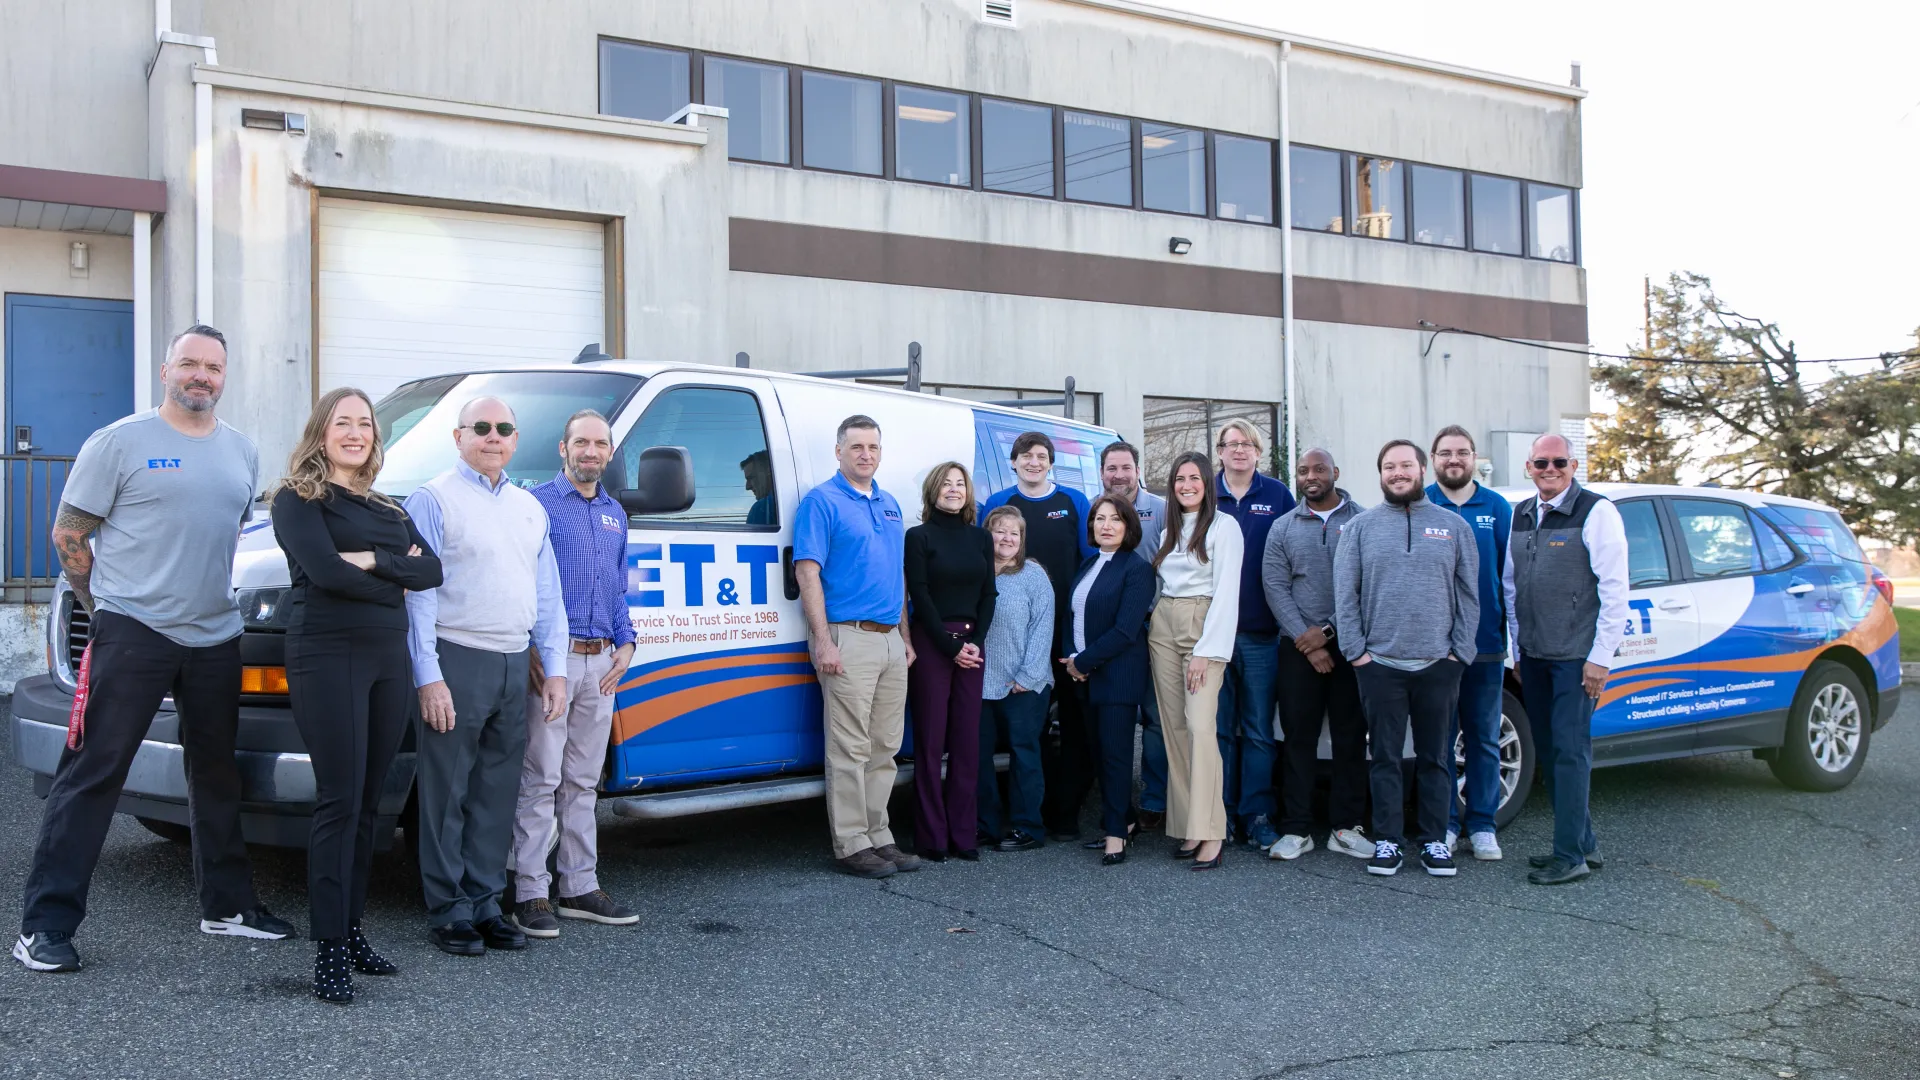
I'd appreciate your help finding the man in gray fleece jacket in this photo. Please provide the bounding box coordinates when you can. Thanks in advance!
[1332,439,1480,878]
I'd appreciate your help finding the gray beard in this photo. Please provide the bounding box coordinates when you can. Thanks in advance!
[167,384,218,413]
[567,462,606,486]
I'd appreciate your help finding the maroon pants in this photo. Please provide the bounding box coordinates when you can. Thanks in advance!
[907,620,985,854]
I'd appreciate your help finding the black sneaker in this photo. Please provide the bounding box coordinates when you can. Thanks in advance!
[12,932,80,973]
[1420,842,1458,877]
[200,907,295,940]
[996,830,1042,852]
[514,899,562,939]
[555,889,638,926]
[1367,841,1404,876]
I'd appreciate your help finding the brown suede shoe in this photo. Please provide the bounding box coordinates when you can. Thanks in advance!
[872,844,924,872]
[837,849,898,878]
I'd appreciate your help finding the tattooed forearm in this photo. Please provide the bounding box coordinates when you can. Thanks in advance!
[51,503,103,613]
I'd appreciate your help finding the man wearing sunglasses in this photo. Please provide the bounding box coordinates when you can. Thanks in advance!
[1502,434,1629,886]
[404,397,569,954]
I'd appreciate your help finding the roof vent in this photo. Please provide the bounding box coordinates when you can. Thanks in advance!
[983,1,1015,26]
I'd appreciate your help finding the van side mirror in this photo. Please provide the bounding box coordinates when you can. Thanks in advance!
[616,446,695,516]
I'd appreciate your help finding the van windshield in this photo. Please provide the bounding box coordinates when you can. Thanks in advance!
[372,370,643,497]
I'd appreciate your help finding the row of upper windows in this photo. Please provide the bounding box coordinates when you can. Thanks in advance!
[598,38,1579,264]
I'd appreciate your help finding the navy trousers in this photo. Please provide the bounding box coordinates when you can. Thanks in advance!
[1519,656,1598,866]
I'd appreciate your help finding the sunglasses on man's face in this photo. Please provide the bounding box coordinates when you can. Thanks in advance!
[462,421,516,438]
[1531,457,1570,470]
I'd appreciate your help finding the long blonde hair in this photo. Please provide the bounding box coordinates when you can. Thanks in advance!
[277,387,400,510]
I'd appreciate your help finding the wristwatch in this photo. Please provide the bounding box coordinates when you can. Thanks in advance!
[1319,621,1337,641]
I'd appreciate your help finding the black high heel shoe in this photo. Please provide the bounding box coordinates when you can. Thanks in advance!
[1190,843,1225,871]
[1172,843,1200,860]
[347,925,398,976]
[313,938,354,1004]
[1101,839,1129,867]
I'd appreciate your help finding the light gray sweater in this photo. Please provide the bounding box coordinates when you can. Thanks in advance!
[982,561,1056,700]
[1332,496,1480,666]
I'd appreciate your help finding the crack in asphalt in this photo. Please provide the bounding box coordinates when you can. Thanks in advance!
[1776,806,1885,850]
[875,879,1188,1009]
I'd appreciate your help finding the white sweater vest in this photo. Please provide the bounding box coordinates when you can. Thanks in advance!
[422,470,549,655]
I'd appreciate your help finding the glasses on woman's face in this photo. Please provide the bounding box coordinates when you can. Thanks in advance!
[461,421,516,438]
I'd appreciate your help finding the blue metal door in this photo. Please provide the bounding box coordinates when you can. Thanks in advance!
[3,295,134,578]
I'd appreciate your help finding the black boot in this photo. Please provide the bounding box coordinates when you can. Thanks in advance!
[347,925,398,976]
[313,938,354,1004]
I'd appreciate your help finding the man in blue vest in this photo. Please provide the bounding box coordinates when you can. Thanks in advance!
[1426,425,1513,863]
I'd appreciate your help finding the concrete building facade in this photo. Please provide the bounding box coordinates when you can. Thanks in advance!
[0,0,1588,679]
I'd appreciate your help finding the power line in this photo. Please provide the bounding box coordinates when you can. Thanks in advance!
[1420,323,1920,369]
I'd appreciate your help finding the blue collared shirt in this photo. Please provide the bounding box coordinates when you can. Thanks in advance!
[403,459,569,687]
[792,471,906,624]
[1215,469,1297,635]
[531,472,635,650]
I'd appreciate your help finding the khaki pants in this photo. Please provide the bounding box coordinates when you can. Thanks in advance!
[817,624,909,859]
[1149,597,1227,843]
[513,649,615,901]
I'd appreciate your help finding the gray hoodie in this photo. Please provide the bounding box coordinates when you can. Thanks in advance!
[1332,495,1480,665]
[1261,489,1362,639]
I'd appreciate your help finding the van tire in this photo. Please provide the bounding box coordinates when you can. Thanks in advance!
[1456,690,1535,830]
[137,817,192,843]
[1770,661,1871,792]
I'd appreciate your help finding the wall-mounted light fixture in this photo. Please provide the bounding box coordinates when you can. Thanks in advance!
[1168,236,1193,256]
[69,242,88,272]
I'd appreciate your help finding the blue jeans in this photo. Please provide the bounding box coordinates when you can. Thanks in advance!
[1448,659,1506,837]
[1215,631,1280,827]
[1519,656,1598,865]
[1138,691,1167,813]
[977,689,1049,838]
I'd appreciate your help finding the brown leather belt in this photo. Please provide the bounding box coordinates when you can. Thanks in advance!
[570,638,612,655]
[836,620,898,634]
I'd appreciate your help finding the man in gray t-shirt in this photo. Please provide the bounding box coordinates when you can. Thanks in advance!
[15,324,292,977]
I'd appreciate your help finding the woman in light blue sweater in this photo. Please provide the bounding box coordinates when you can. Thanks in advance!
[976,506,1057,852]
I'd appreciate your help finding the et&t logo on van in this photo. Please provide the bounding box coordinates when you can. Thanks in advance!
[627,543,781,608]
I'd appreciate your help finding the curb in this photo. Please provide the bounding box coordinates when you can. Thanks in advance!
[1905,663,1920,682]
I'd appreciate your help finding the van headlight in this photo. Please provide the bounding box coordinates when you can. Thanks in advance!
[236,587,291,630]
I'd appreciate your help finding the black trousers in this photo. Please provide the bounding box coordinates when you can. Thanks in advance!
[1041,661,1093,836]
[21,611,257,936]
[1355,659,1463,848]
[1275,644,1369,837]
[1073,681,1139,840]
[286,628,412,940]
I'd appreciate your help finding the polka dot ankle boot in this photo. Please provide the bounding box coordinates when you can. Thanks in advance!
[313,938,354,1004]
[347,926,398,976]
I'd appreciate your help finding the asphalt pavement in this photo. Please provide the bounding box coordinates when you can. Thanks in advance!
[2,695,1917,1080]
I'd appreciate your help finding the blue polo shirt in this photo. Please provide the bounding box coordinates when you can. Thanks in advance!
[1426,480,1513,660]
[1215,470,1296,635]
[793,471,907,624]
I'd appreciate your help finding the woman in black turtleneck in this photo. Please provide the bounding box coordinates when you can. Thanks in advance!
[904,462,997,861]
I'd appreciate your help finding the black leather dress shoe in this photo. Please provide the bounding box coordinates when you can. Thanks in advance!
[954,848,980,862]
[474,915,528,950]
[428,921,484,957]
[1528,851,1604,871]
[920,848,949,863]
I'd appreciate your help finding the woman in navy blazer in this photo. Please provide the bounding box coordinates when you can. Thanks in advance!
[1059,494,1156,866]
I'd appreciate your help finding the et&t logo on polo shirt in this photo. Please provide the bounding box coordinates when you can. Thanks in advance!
[1422,526,1454,541]
[1045,509,1070,520]
[1247,503,1277,515]
[146,458,183,470]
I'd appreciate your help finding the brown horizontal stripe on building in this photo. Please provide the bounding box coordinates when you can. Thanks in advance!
[729,218,1587,344]
[0,165,168,214]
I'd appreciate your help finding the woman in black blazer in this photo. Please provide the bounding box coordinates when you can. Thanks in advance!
[1059,494,1156,866]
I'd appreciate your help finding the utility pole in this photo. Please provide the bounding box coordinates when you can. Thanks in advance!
[1643,275,1653,354]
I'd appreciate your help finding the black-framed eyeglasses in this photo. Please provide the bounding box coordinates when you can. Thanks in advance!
[1217,440,1258,452]
[1530,457,1569,470]
[462,421,517,438]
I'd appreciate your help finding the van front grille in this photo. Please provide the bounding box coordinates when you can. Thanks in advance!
[65,601,89,672]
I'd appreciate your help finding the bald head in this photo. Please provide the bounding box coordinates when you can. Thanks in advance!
[1295,445,1340,507]
[1526,433,1577,500]
[453,396,519,483]
[457,396,516,427]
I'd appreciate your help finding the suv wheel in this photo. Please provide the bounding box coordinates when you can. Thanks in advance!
[1457,689,1536,829]
[1769,660,1870,792]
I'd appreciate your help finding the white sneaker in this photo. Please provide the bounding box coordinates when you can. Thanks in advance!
[1444,829,1460,856]
[1469,831,1503,861]
[1269,834,1314,861]
[1329,827,1374,859]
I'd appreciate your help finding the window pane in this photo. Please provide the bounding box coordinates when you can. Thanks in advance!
[1289,146,1343,232]
[1410,164,1465,248]
[704,56,789,164]
[981,99,1054,196]
[1349,156,1404,240]
[894,85,970,186]
[599,41,690,122]
[1063,110,1131,206]
[1470,174,1522,255]
[1616,500,1671,588]
[618,387,774,526]
[801,70,882,175]
[1765,505,1865,564]
[1141,397,1278,492]
[1140,123,1204,215]
[1528,182,1576,262]
[1213,134,1272,223]
[1672,499,1760,578]
[1755,514,1796,571]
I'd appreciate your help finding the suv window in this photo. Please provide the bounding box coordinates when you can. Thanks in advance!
[1617,499,1671,588]
[1764,504,1865,565]
[615,386,776,528]
[374,371,642,497]
[1754,514,1797,570]
[1671,498,1760,578]
[977,414,1106,502]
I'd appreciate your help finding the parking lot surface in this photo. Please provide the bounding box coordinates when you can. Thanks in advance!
[2,694,1917,1080]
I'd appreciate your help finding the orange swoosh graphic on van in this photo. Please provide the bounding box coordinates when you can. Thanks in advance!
[612,673,817,744]
[1613,599,1896,680]
[621,650,811,693]
[1597,678,1689,710]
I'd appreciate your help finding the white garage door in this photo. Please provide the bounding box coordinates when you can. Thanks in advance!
[316,198,605,401]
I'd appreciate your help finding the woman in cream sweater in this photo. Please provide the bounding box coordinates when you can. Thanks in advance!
[1149,451,1243,870]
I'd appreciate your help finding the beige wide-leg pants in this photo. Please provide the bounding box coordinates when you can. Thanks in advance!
[1148,596,1228,843]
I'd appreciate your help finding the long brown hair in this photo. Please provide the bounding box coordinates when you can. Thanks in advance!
[919,461,976,524]
[276,387,400,510]
[1153,450,1217,568]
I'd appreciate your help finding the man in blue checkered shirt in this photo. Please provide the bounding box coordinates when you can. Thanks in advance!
[510,409,641,938]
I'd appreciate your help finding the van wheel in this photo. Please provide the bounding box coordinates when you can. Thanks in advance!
[137,817,192,843]
[1456,690,1535,830]
[1770,661,1870,792]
